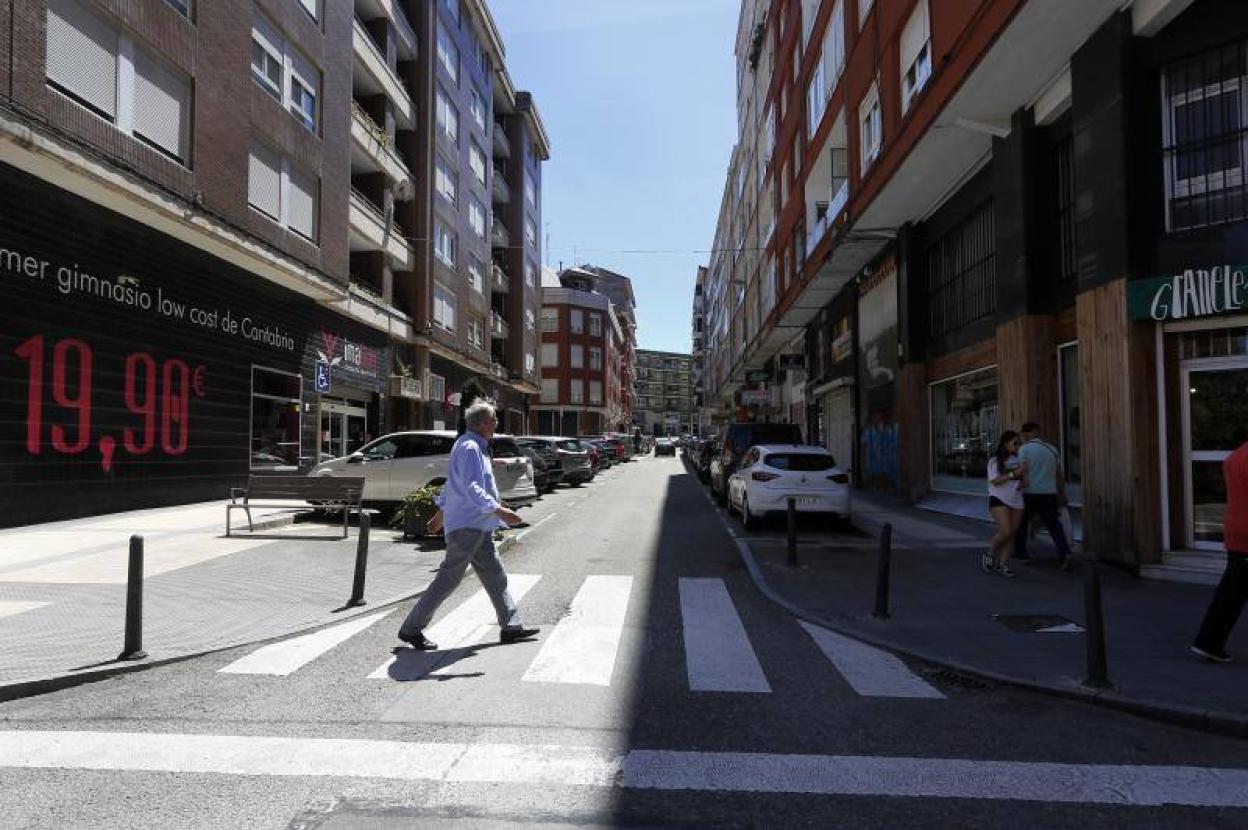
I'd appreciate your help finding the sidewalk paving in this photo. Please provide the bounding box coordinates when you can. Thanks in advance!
[738,489,1247,736]
[0,502,447,697]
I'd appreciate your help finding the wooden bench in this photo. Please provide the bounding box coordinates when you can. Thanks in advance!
[227,475,365,539]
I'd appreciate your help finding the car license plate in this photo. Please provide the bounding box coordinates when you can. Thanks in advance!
[797,497,819,506]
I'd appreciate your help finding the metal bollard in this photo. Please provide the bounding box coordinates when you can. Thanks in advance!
[117,535,147,661]
[787,497,798,567]
[1082,556,1110,688]
[345,513,371,608]
[872,523,893,619]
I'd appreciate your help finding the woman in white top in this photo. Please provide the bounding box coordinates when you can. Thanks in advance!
[985,430,1026,577]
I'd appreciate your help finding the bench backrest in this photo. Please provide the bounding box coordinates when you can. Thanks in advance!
[244,475,365,502]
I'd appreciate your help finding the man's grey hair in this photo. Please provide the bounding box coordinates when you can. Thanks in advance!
[465,399,498,431]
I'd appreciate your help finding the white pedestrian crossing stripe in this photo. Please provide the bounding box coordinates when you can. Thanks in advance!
[523,575,633,686]
[678,577,770,693]
[799,621,944,699]
[368,574,541,680]
[218,611,393,676]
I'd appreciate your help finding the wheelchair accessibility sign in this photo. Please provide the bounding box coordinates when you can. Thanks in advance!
[315,360,332,393]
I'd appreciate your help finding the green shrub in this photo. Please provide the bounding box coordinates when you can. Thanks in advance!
[392,483,444,534]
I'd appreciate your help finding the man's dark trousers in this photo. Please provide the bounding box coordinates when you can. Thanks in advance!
[1195,552,1247,653]
[1014,493,1074,562]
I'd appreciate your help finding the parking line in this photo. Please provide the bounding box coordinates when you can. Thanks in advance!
[516,513,557,541]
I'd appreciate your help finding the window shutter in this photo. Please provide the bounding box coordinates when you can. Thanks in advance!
[248,141,282,219]
[286,164,318,240]
[47,0,118,117]
[900,0,930,77]
[133,48,188,160]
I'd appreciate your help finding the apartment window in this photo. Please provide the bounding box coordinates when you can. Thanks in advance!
[468,317,484,349]
[823,2,846,94]
[900,1,931,114]
[250,367,302,471]
[526,352,536,374]
[433,283,457,331]
[47,0,191,162]
[541,379,558,402]
[859,0,874,27]
[570,381,584,404]
[525,260,537,287]
[589,314,602,337]
[164,0,190,18]
[525,174,536,207]
[468,256,484,293]
[541,342,558,367]
[525,308,535,331]
[525,217,537,247]
[927,201,996,338]
[469,140,486,186]
[540,307,558,332]
[590,347,603,370]
[807,55,827,137]
[1054,134,1077,283]
[801,0,818,45]
[248,140,317,241]
[436,87,458,144]
[298,0,318,20]
[571,345,584,369]
[435,156,457,205]
[469,86,487,132]
[1162,41,1248,232]
[250,13,318,132]
[590,381,603,404]
[434,219,456,267]
[437,21,459,84]
[860,82,882,173]
[442,0,460,25]
[468,197,486,240]
[570,309,584,334]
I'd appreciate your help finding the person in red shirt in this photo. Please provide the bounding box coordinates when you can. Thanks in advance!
[1192,441,1248,663]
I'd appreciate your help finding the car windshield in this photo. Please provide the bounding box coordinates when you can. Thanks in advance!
[491,438,522,458]
[764,453,835,471]
[555,440,583,452]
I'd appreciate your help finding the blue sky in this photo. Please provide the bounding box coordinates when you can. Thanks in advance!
[490,0,739,354]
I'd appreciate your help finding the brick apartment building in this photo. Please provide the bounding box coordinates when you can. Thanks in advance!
[0,0,547,526]
[700,0,1248,581]
[634,350,695,437]
[532,265,634,436]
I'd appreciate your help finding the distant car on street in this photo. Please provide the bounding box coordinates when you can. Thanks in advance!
[654,437,677,456]
[727,444,851,530]
[519,436,595,484]
[515,438,564,491]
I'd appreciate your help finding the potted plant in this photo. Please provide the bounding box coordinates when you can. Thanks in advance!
[392,483,443,540]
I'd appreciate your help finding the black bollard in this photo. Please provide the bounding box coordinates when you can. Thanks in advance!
[345,512,371,608]
[1082,556,1110,688]
[872,522,893,619]
[787,497,798,567]
[117,535,147,661]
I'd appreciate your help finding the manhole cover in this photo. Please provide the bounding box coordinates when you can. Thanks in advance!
[993,614,1084,633]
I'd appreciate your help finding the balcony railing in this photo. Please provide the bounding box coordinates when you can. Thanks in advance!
[490,312,509,340]
[491,262,509,293]
[492,123,511,158]
[491,221,510,249]
[491,168,510,205]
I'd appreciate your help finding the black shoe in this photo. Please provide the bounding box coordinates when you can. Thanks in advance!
[1060,556,1072,571]
[500,626,540,644]
[1191,644,1232,663]
[398,630,437,651]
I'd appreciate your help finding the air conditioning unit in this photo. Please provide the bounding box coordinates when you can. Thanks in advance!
[389,375,423,400]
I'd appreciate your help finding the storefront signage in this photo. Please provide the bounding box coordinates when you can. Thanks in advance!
[831,329,853,363]
[314,361,331,393]
[746,369,769,383]
[740,388,770,405]
[1129,266,1248,321]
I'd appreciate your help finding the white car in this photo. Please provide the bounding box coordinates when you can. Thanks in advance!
[727,444,851,529]
[488,435,539,507]
[311,430,456,508]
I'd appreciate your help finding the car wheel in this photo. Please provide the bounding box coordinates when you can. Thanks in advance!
[741,494,759,531]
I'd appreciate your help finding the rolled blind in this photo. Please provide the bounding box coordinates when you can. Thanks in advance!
[286,164,318,240]
[248,140,281,219]
[900,0,930,75]
[47,0,118,117]
[133,48,188,160]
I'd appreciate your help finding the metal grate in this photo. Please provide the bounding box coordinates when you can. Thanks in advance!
[927,201,996,338]
[1162,41,1248,232]
[1054,135,1077,282]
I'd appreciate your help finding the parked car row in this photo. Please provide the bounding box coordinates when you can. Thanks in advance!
[309,430,635,516]
[686,421,852,528]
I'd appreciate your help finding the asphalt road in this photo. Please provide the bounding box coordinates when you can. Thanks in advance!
[0,454,1245,829]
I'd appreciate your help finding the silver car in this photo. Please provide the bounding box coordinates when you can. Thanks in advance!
[310,430,456,508]
[519,436,595,484]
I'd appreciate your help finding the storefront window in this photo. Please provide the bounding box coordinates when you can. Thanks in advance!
[251,366,302,469]
[1059,343,1082,504]
[930,367,998,495]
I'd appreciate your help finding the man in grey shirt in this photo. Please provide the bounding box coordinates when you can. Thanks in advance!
[1013,421,1075,569]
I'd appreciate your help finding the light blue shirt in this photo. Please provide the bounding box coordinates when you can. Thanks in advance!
[436,431,503,534]
[1018,439,1061,495]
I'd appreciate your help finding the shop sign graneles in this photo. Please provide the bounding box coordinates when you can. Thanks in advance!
[1129,266,1248,321]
